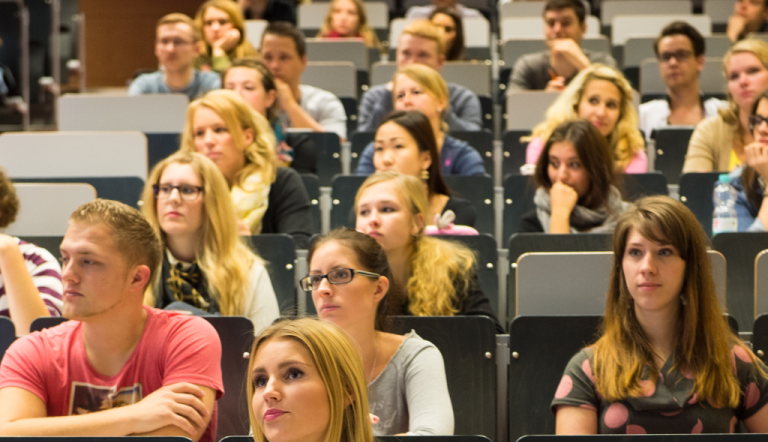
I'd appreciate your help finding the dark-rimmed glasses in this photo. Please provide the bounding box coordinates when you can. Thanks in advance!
[300,268,381,291]
[658,50,693,63]
[749,114,768,131]
[152,184,204,201]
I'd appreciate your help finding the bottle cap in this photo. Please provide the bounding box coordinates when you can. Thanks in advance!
[718,174,730,184]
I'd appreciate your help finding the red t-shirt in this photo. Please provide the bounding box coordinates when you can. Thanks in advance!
[0,306,224,442]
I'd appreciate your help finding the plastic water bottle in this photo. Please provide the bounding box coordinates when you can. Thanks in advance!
[712,174,738,234]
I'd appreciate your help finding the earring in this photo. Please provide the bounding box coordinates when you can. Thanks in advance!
[420,169,429,180]
[680,295,687,306]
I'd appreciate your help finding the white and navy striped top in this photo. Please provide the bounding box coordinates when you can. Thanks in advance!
[0,237,63,317]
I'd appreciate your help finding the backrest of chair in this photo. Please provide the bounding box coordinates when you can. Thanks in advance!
[301,132,342,186]
[147,133,183,173]
[518,436,768,442]
[450,130,494,177]
[502,174,537,242]
[623,37,657,68]
[303,62,357,98]
[507,315,602,441]
[444,175,495,236]
[679,171,720,237]
[754,314,768,365]
[306,39,368,70]
[441,62,491,96]
[0,316,15,363]
[380,437,492,442]
[502,16,600,40]
[366,2,389,29]
[6,184,96,236]
[300,174,322,234]
[12,177,145,210]
[248,234,297,315]
[371,61,397,86]
[707,34,735,56]
[714,232,768,333]
[58,94,188,133]
[203,316,255,440]
[620,172,669,201]
[0,131,148,180]
[29,316,68,333]
[502,38,548,67]
[391,316,497,440]
[501,131,530,177]
[505,91,559,131]
[298,3,329,30]
[755,250,768,317]
[612,15,711,46]
[601,0,691,25]
[435,234,499,316]
[654,127,696,185]
[331,175,367,229]
[641,57,724,95]
[351,131,375,172]
[704,0,737,25]
[244,19,268,48]
[500,1,544,18]
[462,18,490,47]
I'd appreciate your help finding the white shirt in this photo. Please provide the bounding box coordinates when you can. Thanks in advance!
[639,96,726,144]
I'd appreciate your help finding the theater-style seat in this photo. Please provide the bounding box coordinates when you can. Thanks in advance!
[753,314,768,365]
[248,234,297,315]
[435,234,499,316]
[0,316,15,363]
[679,172,721,238]
[300,173,322,234]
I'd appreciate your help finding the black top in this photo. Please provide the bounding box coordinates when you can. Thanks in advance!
[444,196,476,227]
[286,133,316,174]
[519,208,544,233]
[262,167,313,249]
[243,0,297,24]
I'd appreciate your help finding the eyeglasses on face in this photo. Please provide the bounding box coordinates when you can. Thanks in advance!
[749,114,768,131]
[658,50,693,63]
[300,268,381,291]
[152,184,204,201]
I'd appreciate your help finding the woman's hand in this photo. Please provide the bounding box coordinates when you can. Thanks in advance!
[237,219,252,236]
[745,142,768,179]
[211,29,241,56]
[550,181,579,216]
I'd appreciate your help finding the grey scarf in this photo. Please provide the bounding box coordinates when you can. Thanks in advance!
[534,185,631,233]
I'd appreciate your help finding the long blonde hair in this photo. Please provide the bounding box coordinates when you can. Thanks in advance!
[141,151,261,316]
[593,196,766,405]
[529,64,644,171]
[392,64,450,132]
[195,0,259,59]
[354,172,476,316]
[180,89,277,189]
[248,318,373,442]
[719,38,768,136]
[318,0,381,50]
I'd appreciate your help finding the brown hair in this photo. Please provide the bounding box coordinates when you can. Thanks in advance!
[157,13,201,41]
[544,0,586,23]
[429,7,464,61]
[69,199,162,288]
[0,168,19,229]
[307,228,401,331]
[592,196,765,405]
[222,57,279,123]
[743,90,768,211]
[534,119,616,210]
[318,0,381,49]
[263,21,307,57]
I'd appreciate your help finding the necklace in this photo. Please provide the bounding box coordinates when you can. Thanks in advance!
[369,335,380,384]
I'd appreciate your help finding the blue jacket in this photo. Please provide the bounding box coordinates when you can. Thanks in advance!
[731,172,766,232]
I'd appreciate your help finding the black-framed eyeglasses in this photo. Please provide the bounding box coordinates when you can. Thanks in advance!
[658,50,693,63]
[749,114,768,131]
[300,268,381,291]
[152,184,204,201]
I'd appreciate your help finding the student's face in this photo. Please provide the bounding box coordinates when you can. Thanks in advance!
[622,228,686,320]
[59,223,138,320]
[310,241,384,330]
[330,0,360,37]
[656,34,703,90]
[192,106,251,183]
[734,0,768,32]
[155,23,199,71]
[356,181,423,255]
[752,97,768,143]
[577,79,622,137]
[543,8,586,44]
[396,34,443,71]
[727,52,768,111]
[373,121,432,178]
[261,34,307,86]
[431,13,457,54]
[547,141,590,198]
[393,74,445,122]
[202,7,234,44]
[224,67,276,118]
[156,163,205,241]
[251,338,329,442]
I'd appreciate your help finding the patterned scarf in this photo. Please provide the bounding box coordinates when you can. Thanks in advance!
[534,185,632,233]
[159,251,217,313]
[232,171,271,234]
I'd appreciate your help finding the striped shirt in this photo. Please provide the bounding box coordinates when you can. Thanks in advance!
[0,238,63,317]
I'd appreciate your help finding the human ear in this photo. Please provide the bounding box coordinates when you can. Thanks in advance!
[411,213,425,236]
[130,265,152,293]
[242,127,255,145]
[373,276,389,303]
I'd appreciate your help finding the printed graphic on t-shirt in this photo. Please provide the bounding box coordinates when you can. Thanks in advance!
[69,382,143,415]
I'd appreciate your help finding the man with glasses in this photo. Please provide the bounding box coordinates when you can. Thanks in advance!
[129,14,220,101]
[639,21,725,144]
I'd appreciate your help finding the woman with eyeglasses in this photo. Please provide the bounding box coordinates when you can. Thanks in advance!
[731,89,768,231]
[141,151,279,333]
[303,228,454,436]
[684,38,768,173]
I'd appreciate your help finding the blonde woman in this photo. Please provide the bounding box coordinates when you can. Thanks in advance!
[356,64,485,176]
[180,89,313,248]
[248,317,374,442]
[141,151,279,333]
[525,64,647,173]
[195,0,259,72]
[355,172,503,332]
[317,0,381,50]
[684,38,768,173]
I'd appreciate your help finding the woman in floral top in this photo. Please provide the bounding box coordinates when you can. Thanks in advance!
[553,195,768,434]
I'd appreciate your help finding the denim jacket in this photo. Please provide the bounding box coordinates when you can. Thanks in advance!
[730,168,767,232]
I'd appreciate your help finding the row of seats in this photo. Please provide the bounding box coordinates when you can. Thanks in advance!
[3,313,768,441]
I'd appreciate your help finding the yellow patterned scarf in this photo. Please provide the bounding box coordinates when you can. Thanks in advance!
[232,172,271,234]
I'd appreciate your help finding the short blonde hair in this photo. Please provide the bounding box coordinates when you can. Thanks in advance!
[180,90,277,189]
[248,318,373,442]
[157,13,200,42]
[401,19,445,56]
[392,64,449,111]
